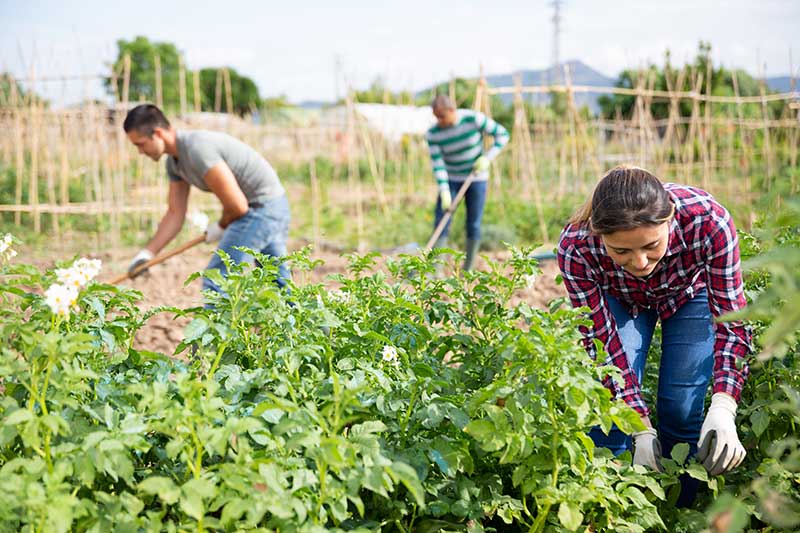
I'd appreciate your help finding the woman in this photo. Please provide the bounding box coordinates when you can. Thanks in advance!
[557,166,750,504]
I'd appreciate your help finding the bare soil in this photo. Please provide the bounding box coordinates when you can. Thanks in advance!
[25,241,566,356]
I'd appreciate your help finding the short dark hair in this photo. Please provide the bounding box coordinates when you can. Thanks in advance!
[123,104,171,136]
[570,165,674,234]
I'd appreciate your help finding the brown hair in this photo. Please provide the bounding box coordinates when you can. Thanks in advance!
[569,165,674,234]
[123,104,171,136]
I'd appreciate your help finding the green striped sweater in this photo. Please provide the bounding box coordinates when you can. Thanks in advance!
[425,110,510,184]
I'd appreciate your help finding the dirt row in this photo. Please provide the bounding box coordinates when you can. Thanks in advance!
[27,241,566,356]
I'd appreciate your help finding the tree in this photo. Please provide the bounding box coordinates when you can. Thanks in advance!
[0,72,48,107]
[597,42,774,120]
[106,36,182,109]
[196,67,261,115]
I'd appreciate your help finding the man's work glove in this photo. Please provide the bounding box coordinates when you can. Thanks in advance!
[128,249,154,278]
[205,221,225,244]
[474,155,490,173]
[698,393,746,476]
[632,427,663,471]
[438,183,452,210]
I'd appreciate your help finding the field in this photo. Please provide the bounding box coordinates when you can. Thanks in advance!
[1,64,799,531]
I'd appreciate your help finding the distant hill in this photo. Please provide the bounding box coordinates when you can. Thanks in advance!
[417,60,616,113]
[765,76,796,93]
[485,59,615,113]
[292,63,795,113]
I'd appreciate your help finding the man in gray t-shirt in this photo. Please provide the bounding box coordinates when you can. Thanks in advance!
[123,104,291,295]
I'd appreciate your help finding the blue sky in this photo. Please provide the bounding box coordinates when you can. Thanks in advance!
[1,0,798,106]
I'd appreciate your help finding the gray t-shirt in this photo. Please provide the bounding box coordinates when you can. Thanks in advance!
[166,130,284,201]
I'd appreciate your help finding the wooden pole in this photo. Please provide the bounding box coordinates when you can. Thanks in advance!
[122,54,131,105]
[29,64,41,233]
[10,78,24,226]
[179,55,187,116]
[309,158,321,248]
[214,69,222,113]
[193,69,201,112]
[223,68,234,114]
[154,53,163,108]
[109,235,205,284]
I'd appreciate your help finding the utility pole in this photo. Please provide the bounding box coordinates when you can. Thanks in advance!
[334,53,343,102]
[550,0,563,84]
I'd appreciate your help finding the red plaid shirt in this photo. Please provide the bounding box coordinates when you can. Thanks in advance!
[557,184,751,417]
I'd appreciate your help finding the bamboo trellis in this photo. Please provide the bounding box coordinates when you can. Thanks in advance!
[1,55,798,247]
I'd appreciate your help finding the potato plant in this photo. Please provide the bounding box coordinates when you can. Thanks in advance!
[0,240,795,532]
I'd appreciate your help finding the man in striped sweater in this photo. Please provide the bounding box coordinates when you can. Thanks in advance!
[426,95,510,270]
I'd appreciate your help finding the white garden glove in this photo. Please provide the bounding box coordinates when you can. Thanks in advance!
[128,249,154,278]
[438,183,452,210]
[205,221,225,244]
[474,155,490,173]
[632,427,663,471]
[698,393,746,476]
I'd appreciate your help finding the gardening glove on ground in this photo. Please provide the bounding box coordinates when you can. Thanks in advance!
[474,155,490,173]
[128,249,154,278]
[698,392,746,476]
[438,183,452,210]
[205,221,225,244]
[632,427,663,471]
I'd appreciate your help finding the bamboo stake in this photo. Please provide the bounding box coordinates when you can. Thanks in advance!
[731,70,752,199]
[214,69,222,113]
[789,52,798,194]
[10,78,24,226]
[122,54,131,105]
[154,53,163,108]
[193,69,201,112]
[179,55,187,116]
[58,113,69,211]
[701,54,713,190]
[43,111,58,235]
[29,64,40,233]
[758,70,774,191]
[309,158,321,248]
[223,68,234,114]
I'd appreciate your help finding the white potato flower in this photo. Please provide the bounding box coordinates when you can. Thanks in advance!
[381,345,400,366]
[44,283,79,317]
[0,233,15,262]
[55,258,102,289]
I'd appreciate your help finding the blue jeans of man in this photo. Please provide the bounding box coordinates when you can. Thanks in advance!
[590,289,714,507]
[433,179,488,241]
[203,195,291,295]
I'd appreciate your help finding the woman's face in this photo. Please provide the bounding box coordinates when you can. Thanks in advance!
[600,222,670,277]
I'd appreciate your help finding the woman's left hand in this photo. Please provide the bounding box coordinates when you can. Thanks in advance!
[698,393,746,475]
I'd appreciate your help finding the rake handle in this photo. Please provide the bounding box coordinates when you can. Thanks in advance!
[425,173,477,250]
[109,235,206,285]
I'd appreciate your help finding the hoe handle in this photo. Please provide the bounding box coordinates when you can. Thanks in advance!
[109,235,206,285]
[425,173,477,250]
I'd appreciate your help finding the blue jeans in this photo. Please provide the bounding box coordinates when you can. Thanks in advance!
[433,179,488,241]
[590,289,714,506]
[203,195,291,295]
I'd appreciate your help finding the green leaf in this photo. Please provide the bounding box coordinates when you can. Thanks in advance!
[4,409,33,425]
[750,409,770,438]
[389,461,425,507]
[138,476,179,504]
[670,442,690,464]
[184,318,209,342]
[558,501,583,531]
[686,462,709,482]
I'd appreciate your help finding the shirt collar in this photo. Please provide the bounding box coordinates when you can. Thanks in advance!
[664,215,686,257]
